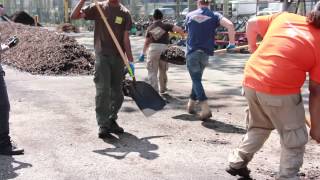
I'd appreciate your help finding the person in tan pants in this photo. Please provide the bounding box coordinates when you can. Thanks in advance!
[139,9,184,93]
[226,5,320,179]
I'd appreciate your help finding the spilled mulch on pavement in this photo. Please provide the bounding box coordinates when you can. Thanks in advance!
[0,22,95,75]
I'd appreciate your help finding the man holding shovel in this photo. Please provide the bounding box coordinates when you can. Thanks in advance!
[71,0,134,138]
[227,4,320,179]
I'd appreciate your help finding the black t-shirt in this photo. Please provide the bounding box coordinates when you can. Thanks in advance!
[146,21,174,44]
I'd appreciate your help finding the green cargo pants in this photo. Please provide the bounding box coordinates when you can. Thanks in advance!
[94,54,124,128]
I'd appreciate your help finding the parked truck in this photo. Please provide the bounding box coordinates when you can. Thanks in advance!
[231,0,257,16]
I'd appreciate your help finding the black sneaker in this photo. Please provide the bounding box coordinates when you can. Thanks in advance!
[0,141,24,155]
[226,166,251,178]
[98,122,124,138]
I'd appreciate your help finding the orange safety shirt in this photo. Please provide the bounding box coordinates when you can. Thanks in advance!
[243,13,320,94]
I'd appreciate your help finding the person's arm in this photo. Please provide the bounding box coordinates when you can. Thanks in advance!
[123,31,134,62]
[70,0,87,19]
[246,17,260,53]
[245,14,279,53]
[309,80,320,143]
[219,17,235,45]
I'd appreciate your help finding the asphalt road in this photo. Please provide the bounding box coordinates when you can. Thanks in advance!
[0,33,319,180]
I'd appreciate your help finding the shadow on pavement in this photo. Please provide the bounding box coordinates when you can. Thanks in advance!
[0,156,32,179]
[172,114,246,134]
[172,114,198,121]
[202,119,247,134]
[93,132,166,160]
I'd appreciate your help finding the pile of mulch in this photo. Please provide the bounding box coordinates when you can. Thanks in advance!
[0,22,95,75]
[56,23,79,33]
[160,46,186,65]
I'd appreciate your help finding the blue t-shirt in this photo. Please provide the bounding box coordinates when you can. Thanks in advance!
[185,7,222,56]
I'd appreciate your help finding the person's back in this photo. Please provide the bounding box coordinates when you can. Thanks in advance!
[185,7,222,55]
[244,12,320,94]
[145,20,173,44]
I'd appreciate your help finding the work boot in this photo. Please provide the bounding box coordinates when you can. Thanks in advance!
[187,99,196,114]
[0,140,24,156]
[226,166,251,178]
[111,121,124,134]
[199,100,212,120]
[98,122,124,138]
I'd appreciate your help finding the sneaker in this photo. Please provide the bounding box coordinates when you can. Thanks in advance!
[98,122,124,138]
[226,166,251,178]
[160,87,168,94]
[0,141,24,155]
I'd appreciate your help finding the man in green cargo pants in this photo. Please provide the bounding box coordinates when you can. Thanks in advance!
[71,0,135,138]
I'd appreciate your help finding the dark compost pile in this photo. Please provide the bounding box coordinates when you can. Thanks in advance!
[10,11,42,26]
[0,22,95,75]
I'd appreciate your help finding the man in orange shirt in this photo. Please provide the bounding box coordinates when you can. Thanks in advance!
[226,3,320,179]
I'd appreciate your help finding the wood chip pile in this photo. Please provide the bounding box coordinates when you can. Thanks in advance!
[0,22,95,75]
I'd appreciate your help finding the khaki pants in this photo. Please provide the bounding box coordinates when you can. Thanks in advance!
[147,43,168,93]
[229,87,308,180]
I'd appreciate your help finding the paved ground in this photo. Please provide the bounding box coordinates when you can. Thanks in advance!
[0,33,319,180]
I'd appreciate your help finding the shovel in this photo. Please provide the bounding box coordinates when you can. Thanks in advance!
[93,0,166,116]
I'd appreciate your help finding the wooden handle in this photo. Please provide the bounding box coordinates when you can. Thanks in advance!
[214,44,249,54]
[93,0,134,79]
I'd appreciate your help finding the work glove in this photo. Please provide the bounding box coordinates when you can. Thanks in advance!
[6,36,19,48]
[226,43,236,50]
[138,53,145,62]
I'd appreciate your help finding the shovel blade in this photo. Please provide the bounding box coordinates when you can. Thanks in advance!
[123,80,166,117]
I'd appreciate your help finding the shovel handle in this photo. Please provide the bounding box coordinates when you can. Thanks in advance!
[214,44,250,54]
[92,0,134,78]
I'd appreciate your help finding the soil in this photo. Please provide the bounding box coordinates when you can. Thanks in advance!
[0,22,94,75]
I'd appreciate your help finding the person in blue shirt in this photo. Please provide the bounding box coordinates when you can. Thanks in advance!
[185,0,235,120]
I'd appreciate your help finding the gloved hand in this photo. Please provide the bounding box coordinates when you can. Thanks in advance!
[226,43,236,50]
[138,53,145,62]
[6,36,19,48]
[129,62,135,75]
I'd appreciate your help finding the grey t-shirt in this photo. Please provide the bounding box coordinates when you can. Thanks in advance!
[82,2,132,55]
